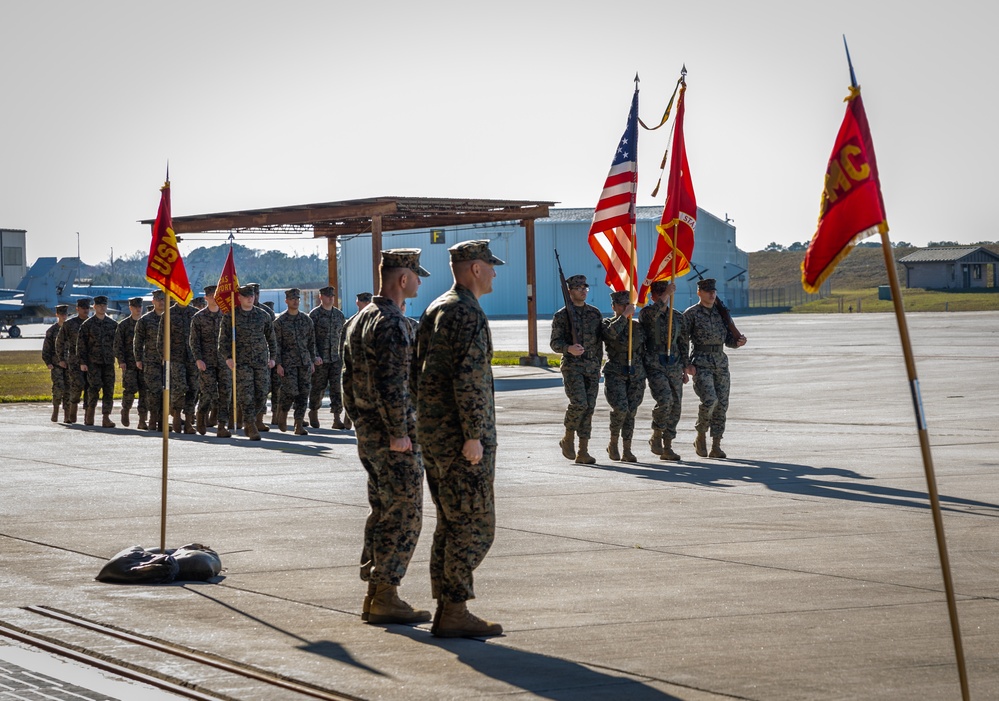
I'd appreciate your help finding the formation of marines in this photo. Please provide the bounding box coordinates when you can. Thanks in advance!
[42,284,361,441]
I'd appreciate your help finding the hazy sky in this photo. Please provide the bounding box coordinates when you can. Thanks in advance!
[1,1,994,267]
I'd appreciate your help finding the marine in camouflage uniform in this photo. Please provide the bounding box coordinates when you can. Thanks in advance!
[248,283,279,424]
[114,297,145,428]
[221,285,276,440]
[157,301,196,433]
[683,278,748,458]
[190,285,231,437]
[550,274,604,464]
[42,304,70,423]
[342,249,430,626]
[273,288,317,435]
[78,295,118,427]
[134,291,166,431]
[308,285,346,429]
[413,240,503,638]
[337,292,372,430]
[55,298,92,424]
[639,280,690,460]
[175,301,201,423]
[601,291,645,462]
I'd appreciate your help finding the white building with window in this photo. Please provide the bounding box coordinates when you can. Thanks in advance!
[0,229,27,290]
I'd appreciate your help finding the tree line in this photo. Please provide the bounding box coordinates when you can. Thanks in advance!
[762,239,996,253]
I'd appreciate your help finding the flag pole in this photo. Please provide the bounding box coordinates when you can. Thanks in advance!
[627,73,640,368]
[841,37,968,699]
[160,294,170,552]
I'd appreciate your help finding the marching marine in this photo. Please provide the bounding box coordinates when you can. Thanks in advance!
[600,290,645,462]
[190,285,232,438]
[273,288,317,435]
[221,285,276,440]
[639,280,689,460]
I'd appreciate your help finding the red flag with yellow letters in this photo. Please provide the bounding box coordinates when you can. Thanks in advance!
[801,89,888,293]
[214,246,239,315]
[146,179,193,305]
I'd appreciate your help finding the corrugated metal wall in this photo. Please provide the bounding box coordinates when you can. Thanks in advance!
[339,206,748,318]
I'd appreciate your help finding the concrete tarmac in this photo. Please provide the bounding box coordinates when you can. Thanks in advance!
[1,311,997,700]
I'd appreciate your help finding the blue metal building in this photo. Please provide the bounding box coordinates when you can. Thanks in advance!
[338,206,748,318]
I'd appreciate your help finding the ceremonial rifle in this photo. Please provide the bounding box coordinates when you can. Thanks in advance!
[554,249,579,346]
[689,263,745,343]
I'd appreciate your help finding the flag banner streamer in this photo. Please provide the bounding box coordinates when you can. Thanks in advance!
[215,247,239,315]
[588,87,639,302]
[145,180,193,306]
[640,79,695,304]
[801,87,888,293]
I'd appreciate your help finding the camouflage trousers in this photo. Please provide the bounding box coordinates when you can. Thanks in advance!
[424,445,496,603]
[309,357,343,414]
[120,364,144,411]
[356,426,424,586]
[184,359,199,414]
[197,364,232,423]
[269,366,281,416]
[50,366,69,408]
[67,365,90,407]
[560,366,600,439]
[85,363,116,414]
[603,372,646,440]
[691,364,730,437]
[647,366,685,439]
[279,366,312,421]
[142,365,163,417]
[235,363,270,420]
[166,359,189,412]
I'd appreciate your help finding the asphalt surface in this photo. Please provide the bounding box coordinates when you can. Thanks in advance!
[1,311,997,700]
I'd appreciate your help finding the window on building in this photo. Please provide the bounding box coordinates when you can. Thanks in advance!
[973,264,982,280]
[2,247,23,266]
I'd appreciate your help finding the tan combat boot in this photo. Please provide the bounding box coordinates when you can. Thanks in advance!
[649,429,664,456]
[51,403,59,422]
[68,402,78,424]
[606,431,621,461]
[661,438,681,461]
[694,431,708,457]
[101,413,116,428]
[432,600,502,638]
[62,402,72,423]
[137,409,148,430]
[559,428,575,460]
[277,409,288,432]
[244,420,261,441]
[147,410,160,431]
[308,408,319,429]
[361,581,377,622]
[294,418,308,436]
[332,412,345,429]
[196,408,207,435]
[217,423,232,438]
[255,413,270,432]
[709,436,727,459]
[120,401,131,427]
[366,584,431,625]
[343,414,352,430]
[621,439,637,462]
[84,405,95,426]
[575,437,596,465]
[184,411,197,434]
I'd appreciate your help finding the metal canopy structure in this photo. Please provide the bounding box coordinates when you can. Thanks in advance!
[144,196,556,364]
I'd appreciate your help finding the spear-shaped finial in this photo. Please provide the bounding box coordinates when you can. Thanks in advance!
[843,35,858,89]
[165,160,170,184]
[634,72,640,89]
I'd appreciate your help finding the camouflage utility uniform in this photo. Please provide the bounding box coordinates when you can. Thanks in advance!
[550,303,603,438]
[157,304,194,420]
[309,304,346,420]
[78,314,118,417]
[55,315,89,413]
[601,314,646,445]
[413,284,496,604]
[220,304,276,424]
[273,310,316,426]
[683,303,740,439]
[190,306,231,429]
[42,321,69,418]
[114,315,143,419]
[639,301,689,450]
[133,309,164,425]
[342,297,423,587]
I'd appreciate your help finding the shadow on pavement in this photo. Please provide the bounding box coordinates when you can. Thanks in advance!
[590,458,999,515]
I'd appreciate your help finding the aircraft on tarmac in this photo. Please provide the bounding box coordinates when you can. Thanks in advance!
[0,257,155,321]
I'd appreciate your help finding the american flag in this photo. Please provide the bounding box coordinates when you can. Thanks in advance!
[588,87,639,301]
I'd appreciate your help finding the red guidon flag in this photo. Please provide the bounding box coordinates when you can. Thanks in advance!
[802,86,888,293]
[145,179,193,305]
[215,247,239,315]
[588,86,639,302]
[640,79,695,304]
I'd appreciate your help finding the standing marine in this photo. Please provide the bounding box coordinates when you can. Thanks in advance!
[134,291,166,431]
[600,290,645,462]
[639,280,689,460]
[77,295,118,427]
[114,297,145,428]
[683,278,747,458]
[42,304,70,423]
[222,285,276,441]
[550,274,604,464]
[342,249,431,626]
[158,300,196,434]
[273,288,317,435]
[413,239,504,638]
[308,285,347,430]
[190,284,231,437]
[55,297,91,424]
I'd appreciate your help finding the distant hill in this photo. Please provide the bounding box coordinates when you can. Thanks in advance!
[748,243,999,291]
